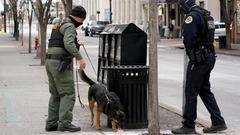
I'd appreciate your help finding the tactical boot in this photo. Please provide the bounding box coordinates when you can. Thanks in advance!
[203,124,227,133]
[45,126,58,132]
[58,124,81,132]
[172,126,197,134]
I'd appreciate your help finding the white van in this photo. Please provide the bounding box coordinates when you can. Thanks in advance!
[214,22,225,40]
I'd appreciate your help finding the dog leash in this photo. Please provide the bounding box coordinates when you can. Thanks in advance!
[75,42,97,108]
[75,59,85,108]
[79,43,97,76]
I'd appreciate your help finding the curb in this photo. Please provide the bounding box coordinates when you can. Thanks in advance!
[159,102,211,128]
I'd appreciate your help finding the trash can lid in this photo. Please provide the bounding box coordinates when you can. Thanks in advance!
[101,23,147,35]
[102,65,149,70]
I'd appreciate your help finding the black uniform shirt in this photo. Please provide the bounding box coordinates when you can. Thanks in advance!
[182,10,206,49]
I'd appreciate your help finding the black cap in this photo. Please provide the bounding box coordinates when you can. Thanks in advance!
[71,6,86,19]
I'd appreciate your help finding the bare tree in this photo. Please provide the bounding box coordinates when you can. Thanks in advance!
[230,7,238,43]
[219,0,231,50]
[30,0,52,65]
[9,0,19,40]
[61,0,72,17]
[19,0,25,46]
[24,0,33,53]
[148,0,160,134]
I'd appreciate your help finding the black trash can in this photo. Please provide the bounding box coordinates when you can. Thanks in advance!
[173,28,180,38]
[219,36,226,49]
[159,28,165,37]
[97,23,147,84]
[103,66,149,129]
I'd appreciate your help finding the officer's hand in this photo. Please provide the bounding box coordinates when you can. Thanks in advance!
[79,59,86,70]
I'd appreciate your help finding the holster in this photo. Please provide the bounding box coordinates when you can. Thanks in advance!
[187,47,210,64]
[58,54,72,72]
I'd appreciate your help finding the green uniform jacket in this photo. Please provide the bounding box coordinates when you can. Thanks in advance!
[47,17,82,60]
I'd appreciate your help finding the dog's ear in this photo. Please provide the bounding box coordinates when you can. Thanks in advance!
[117,110,125,118]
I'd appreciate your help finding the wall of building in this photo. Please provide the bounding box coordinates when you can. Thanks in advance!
[195,0,221,22]
[80,0,239,41]
[81,0,99,21]
[81,0,147,30]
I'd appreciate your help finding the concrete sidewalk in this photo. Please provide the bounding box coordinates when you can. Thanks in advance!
[0,32,237,135]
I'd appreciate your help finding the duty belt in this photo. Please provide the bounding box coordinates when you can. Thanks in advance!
[46,54,62,60]
[204,46,215,54]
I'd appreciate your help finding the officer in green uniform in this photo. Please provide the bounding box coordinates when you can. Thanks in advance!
[45,6,87,132]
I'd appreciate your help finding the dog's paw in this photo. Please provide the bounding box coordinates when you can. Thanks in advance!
[116,129,124,133]
[89,119,94,126]
[96,125,101,130]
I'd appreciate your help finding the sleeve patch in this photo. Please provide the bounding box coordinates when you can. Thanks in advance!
[185,16,193,24]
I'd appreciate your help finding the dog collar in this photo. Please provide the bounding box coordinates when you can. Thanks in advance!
[104,91,113,114]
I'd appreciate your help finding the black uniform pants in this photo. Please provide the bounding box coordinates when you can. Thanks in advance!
[182,53,225,129]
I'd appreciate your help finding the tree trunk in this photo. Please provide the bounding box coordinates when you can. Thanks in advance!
[220,0,231,50]
[21,13,24,46]
[61,0,72,17]
[13,15,19,40]
[32,0,52,65]
[40,23,47,65]
[148,0,160,134]
[28,10,33,53]
[10,1,19,41]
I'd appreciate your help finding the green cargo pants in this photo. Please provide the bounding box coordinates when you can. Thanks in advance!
[45,59,75,129]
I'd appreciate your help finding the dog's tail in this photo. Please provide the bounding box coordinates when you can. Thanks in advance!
[78,69,96,86]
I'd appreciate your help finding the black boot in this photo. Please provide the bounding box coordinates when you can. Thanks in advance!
[203,124,227,133]
[45,126,58,132]
[172,126,197,134]
[58,124,81,132]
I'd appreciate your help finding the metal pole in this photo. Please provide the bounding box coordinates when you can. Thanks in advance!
[109,0,112,23]
[182,50,187,115]
[4,0,7,32]
[56,1,59,17]
[96,11,100,21]
[148,0,160,134]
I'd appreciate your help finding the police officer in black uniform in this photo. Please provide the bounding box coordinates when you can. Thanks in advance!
[172,0,227,134]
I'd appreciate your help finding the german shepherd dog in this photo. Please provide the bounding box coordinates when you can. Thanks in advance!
[78,69,125,132]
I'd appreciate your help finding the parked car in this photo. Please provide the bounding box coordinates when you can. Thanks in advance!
[80,22,88,31]
[52,18,61,25]
[84,23,90,36]
[214,22,225,40]
[48,17,56,24]
[86,21,109,37]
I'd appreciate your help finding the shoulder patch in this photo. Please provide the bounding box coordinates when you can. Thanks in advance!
[185,16,193,24]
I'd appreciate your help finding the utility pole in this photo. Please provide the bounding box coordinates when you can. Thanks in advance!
[148,0,160,134]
